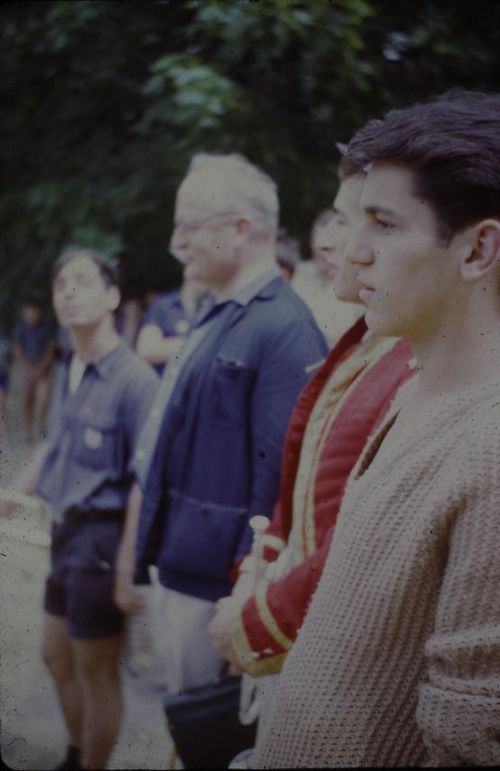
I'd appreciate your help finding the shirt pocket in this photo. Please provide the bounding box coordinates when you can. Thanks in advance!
[73,418,120,471]
[209,356,254,428]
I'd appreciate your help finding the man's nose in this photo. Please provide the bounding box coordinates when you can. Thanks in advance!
[345,226,374,267]
[61,283,76,300]
[351,246,374,266]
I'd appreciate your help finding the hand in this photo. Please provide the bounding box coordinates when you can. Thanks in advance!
[208,596,245,674]
[114,573,145,615]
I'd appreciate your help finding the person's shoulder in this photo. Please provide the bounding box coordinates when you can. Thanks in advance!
[115,343,159,389]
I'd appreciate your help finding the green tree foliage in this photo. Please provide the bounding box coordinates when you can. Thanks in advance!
[2,0,499,327]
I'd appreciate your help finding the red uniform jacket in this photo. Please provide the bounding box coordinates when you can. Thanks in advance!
[233,317,416,674]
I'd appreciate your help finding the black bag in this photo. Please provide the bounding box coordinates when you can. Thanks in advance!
[163,675,257,769]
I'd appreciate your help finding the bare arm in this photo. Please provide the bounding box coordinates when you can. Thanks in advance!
[114,481,145,614]
[135,324,185,366]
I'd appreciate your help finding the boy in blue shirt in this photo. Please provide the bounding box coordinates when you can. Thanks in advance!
[3,247,158,770]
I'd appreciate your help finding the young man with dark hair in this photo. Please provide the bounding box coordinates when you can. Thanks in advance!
[293,207,362,345]
[2,246,158,770]
[255,91,500,768]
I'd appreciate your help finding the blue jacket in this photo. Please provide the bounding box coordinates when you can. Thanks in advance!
[135,274,328,601]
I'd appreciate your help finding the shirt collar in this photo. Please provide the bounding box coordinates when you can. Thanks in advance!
[85,340,126,379]
[227,263,281,307]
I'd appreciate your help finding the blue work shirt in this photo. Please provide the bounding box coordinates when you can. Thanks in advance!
[36,341,159,520]
[134,269,328,601]
[13,320,55,365]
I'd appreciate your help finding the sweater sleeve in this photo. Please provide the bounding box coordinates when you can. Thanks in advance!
[417,418,500,767]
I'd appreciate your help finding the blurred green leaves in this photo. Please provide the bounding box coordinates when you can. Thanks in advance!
[1,0,499,328]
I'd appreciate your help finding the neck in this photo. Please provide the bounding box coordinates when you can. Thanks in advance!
[69,316,120,363]
[410,297,500,400]
[213,248,275,302]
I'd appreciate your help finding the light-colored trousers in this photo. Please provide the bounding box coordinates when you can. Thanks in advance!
[153,582,228,693]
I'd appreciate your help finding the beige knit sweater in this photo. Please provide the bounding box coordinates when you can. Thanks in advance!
[254,381,500,768]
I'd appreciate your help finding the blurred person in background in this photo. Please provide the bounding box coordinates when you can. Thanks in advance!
[114,296,144,349]
[123,152,328,768]
[12,296,56,443]
[1,246,158,771]
[293,207,362,346]
[135,271,209,375]
[209,139,416,762]
[275,228,300,281]
[0,327,11,448]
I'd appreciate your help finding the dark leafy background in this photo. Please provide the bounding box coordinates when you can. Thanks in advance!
[2,0,499,328]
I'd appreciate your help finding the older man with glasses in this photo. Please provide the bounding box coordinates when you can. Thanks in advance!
[116,153,327,767]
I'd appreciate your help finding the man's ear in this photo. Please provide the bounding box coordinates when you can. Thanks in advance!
[461,220,500,281]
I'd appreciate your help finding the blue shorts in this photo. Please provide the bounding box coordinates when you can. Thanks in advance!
[44,513,125,639]
[0,372,8,391]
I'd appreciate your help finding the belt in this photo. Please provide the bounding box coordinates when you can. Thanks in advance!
[63,507,124,524]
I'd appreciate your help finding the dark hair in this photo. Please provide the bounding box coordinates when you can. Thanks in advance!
[52,246,120,288]
[339,119,384,179]
[345,90,500,240]
[311,208,335,234]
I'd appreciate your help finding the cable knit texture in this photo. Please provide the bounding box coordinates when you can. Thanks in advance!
[254,381,500,768]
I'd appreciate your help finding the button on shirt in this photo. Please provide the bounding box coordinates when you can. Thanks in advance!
[36,341,159,520]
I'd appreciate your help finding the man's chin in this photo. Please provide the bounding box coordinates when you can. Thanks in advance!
[184,264,201,281]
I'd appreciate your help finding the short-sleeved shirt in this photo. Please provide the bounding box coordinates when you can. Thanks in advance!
[142,289,191,338]
[13,320,55,365]
[36,341,159,519]
[141,290,192,375]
